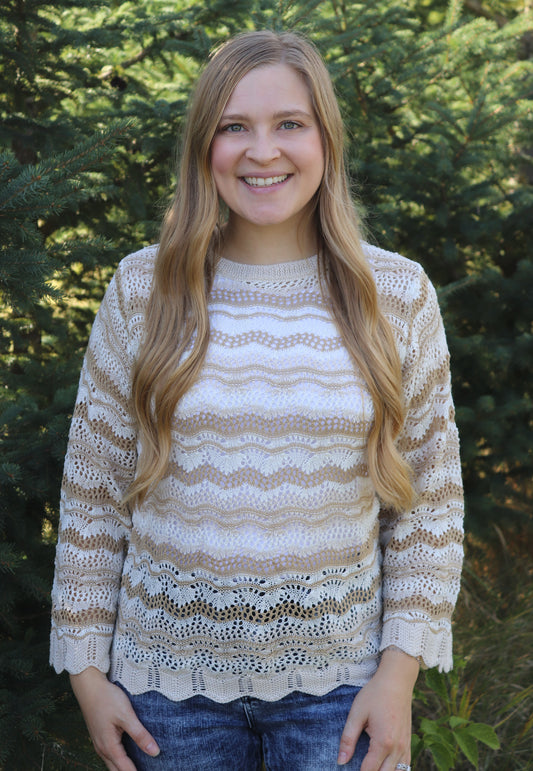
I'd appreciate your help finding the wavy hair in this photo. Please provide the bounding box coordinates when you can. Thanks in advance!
[127,30,414,511]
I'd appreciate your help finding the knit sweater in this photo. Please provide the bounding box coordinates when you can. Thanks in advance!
[50,243,464,703]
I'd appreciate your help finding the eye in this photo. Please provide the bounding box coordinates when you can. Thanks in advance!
[280,120,300,130]
[220,123,244,133]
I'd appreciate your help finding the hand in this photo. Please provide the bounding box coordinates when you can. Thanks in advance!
[337,648,419,770]
[70,667,160,771]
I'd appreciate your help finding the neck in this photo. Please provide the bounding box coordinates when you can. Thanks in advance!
[221,215,318,266]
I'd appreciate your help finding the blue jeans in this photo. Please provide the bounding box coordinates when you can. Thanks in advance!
[119,683,370,770]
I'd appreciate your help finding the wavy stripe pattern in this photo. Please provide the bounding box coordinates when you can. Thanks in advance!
[50,245,464,703]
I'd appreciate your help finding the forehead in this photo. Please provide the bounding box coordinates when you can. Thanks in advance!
[222,63,313,113]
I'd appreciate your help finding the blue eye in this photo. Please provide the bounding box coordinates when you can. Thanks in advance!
[281,120,300,130]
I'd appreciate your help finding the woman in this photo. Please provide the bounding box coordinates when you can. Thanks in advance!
[50,30,464,771]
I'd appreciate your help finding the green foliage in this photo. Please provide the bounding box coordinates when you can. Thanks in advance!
[452,531,533,770]
[316,0,533,533]
[412,529,533,770]
[1,10,134,756]
[0,126,130,309]
[412,660,500,769]
[0,131,132,767]
[0,0,531,766]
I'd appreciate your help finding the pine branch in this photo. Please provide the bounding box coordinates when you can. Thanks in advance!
[0,120,133,308]
[464,0,508,28]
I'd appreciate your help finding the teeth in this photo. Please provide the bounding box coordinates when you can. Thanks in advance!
[243,175,288,187]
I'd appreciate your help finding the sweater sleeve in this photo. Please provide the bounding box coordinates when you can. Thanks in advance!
[379,268,464,672]
[50,262,138,675]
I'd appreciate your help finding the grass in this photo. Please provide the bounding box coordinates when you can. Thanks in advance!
[413,525,533,770]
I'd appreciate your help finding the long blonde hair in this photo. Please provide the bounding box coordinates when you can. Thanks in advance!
[127,30,414,511]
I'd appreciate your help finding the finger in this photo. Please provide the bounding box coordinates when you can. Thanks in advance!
[104,759,137,771]
[99,744,138,771]
[122,713,160,757]
[360,730,411,771]
[102,759,133,771]
[337,709,366,765]
[359,738,390,771]
[93,725,139,771]
[360,730,409,771]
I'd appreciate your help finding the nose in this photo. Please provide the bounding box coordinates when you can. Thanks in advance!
[245,131,281,165]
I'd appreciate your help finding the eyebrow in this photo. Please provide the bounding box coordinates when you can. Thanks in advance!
[219,109,314,122]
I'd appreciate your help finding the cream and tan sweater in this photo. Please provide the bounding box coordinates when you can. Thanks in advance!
[50,244,464,703]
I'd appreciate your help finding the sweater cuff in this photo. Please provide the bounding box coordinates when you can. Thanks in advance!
[49,625,113,676]
[380,615,453,672]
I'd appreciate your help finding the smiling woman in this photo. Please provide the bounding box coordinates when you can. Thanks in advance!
[50,29,464,771]
[210,64,324,258]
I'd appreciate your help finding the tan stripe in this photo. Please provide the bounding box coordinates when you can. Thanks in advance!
[146,495,376,529]
[51,565,122,581]
[203,363,355,378]
[165,461,365,490]
[73,401,136,452]
[210,287,326,309]
[385,525,463,553]
[212,307,329,323]
[116,619,379,655]
[403,359,450,401]
[84,348,132,406]
[129,529,378,587]
[131,533,378,576]
[62,479,130,511]
[415,486,464,508]
[384,596,455,619]
[379,293,415,322]
[113,266,150,320]
[166,435,368,456]
[196,372,364,392]
[210,329,345,351]
[52,607,116,626]
[199,364,362,387]
[57,525,127,553]
[173,412,368,438]
[113,268,129,324]
[120,575,381,623]
[397,414,450,453]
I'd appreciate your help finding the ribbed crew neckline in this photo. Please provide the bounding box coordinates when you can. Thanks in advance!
[217,254,318,284]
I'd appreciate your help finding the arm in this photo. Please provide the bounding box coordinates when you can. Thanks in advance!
[50,263,137,674]
[379,269,464,670]
[339,267,464,767]
[50,258,158,764]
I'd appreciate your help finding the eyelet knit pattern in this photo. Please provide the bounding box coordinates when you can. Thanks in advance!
[50,244,464,702]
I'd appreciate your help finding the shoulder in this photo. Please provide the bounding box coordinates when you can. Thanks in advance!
[362,241,439,316]
[104,244,158,321]
[92,245,158,354]
[362,242,442,354]
[362,241,426,305]
[113,244,158,300]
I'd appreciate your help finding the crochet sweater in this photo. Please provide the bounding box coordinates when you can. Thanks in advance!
[50,244,464,703]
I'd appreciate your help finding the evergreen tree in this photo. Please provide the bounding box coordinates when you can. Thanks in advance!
[0,0,531,765]
[0,127,131,768]
[312,0,533,532]
[0,1,275,765]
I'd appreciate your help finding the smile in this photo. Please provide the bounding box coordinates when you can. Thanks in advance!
[242,175,289,187]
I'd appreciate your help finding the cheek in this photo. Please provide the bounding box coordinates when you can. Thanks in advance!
[304,139,325,186]
[210,138,235,183]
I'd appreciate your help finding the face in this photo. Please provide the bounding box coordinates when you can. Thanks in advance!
[210,63,325,236]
